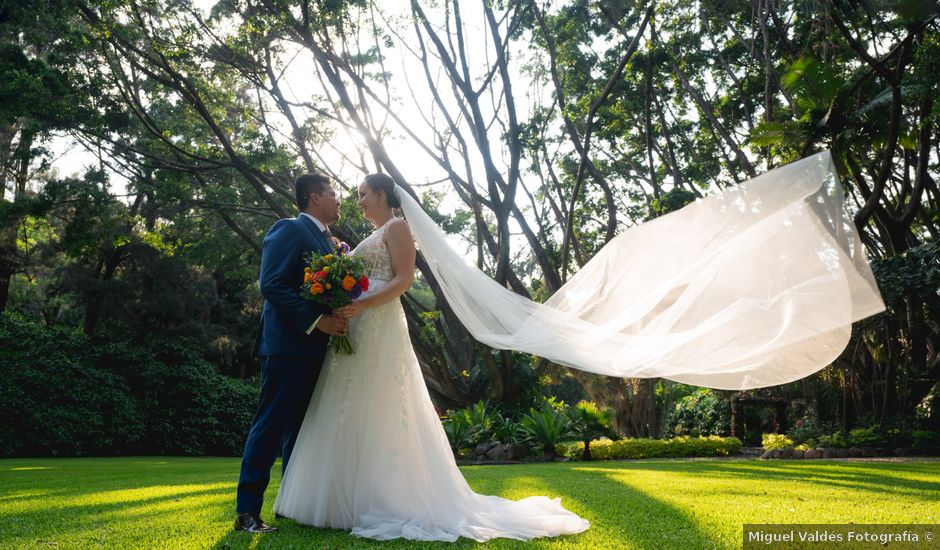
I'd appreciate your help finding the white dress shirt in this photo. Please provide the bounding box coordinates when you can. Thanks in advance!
[300,212,327,232]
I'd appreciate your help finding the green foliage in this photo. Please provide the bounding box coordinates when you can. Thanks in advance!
[536,394,569,413]
[441,400,500,454]
[848,426,887,448]
[817,432,851,449]
[567,401,616,460]
[870,240,940,316]
[912,430,938,450]
[416,310,444,347]
[557,436,742,460]
[417,190,472,235]
[2,0,936,442]
[780,56,846,118]
[761,433,795,451]
[443,398,618,458]
[520,403,574,459]
[441,410,474,456]
[537,372,589,407]
[647,188,697,219]
[0,38,77,127]
[785,411,828,446]
[0,313,256,457]
[666,388,731,437]
[490,413,524,445]
[568,401,613,433]
[750,120,808,149]
[464,400,492,431]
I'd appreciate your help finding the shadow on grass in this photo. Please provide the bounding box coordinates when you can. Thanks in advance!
[598,459,940,498]
[544,462,727,549]
[0,457,242,547]
[13,457,893,548]
[1,484,233,524]
[209,467,522,549]
[210,461,722,549]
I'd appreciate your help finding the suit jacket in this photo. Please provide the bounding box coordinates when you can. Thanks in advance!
[252,215,334,357]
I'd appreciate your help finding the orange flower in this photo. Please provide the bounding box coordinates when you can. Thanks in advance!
[304,272,314,283]
[342,275,357,291]
[310,283,325,295]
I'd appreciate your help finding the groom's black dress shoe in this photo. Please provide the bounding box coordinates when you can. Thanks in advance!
[234,513,278,533]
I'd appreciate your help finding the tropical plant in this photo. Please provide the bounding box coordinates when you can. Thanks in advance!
[567,401,616,460]
[490,413,523,445]
[442,409,474,456]
[465,401,494,442]
[521,404,574,460]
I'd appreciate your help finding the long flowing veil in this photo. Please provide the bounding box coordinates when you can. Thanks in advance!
[395,151,885,390]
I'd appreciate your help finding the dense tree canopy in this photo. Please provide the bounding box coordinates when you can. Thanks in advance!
[1,1,937,449]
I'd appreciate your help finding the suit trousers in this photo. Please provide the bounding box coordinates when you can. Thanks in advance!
[236,355,322,514]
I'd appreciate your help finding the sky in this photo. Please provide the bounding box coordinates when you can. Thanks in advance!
[51,1,544,194]
[46,0,572,262]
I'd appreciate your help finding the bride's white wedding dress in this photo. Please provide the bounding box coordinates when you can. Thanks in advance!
[274,152,885,541]
[274,220,590,542]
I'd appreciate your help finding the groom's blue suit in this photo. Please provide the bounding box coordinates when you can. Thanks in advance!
[237,214,335,515]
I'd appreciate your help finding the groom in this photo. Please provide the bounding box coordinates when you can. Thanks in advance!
[235,173,349,534]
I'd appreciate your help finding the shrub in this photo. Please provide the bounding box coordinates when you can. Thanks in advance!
[0,313,257,457]
[762,433,795,451]
[521,404,574,460]
[849,426,887,448]
[666,388,731,437]
[567,401,616,460]
[490,413,523,445]
[464,400,493,439]
[818,432,850,449]
[786,413,825,445]
[442,400,505,451]
[881,425,915,448]
[557,436,742,460]
[912,430,938,450]
[442,409,475,455]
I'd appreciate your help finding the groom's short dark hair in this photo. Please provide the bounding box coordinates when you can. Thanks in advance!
[295,173,331,211]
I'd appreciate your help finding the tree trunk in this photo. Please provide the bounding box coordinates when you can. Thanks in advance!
[0,127,33,313]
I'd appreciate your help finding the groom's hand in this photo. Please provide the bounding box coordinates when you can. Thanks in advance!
[316,315,349,336]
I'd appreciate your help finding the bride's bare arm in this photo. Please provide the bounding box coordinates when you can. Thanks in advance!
[335,219,415,318]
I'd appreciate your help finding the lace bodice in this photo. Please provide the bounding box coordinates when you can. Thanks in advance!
[351,219,396,281]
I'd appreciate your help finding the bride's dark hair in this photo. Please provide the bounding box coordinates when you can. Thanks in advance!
[364,173,401,209]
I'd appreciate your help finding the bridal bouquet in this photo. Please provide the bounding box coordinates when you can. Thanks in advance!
[300,242,369,354]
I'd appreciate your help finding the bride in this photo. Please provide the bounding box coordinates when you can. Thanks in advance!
[273,172,591,542]
[275,152,884,541]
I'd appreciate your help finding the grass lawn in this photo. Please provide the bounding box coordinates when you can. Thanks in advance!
[1,456,938,549]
